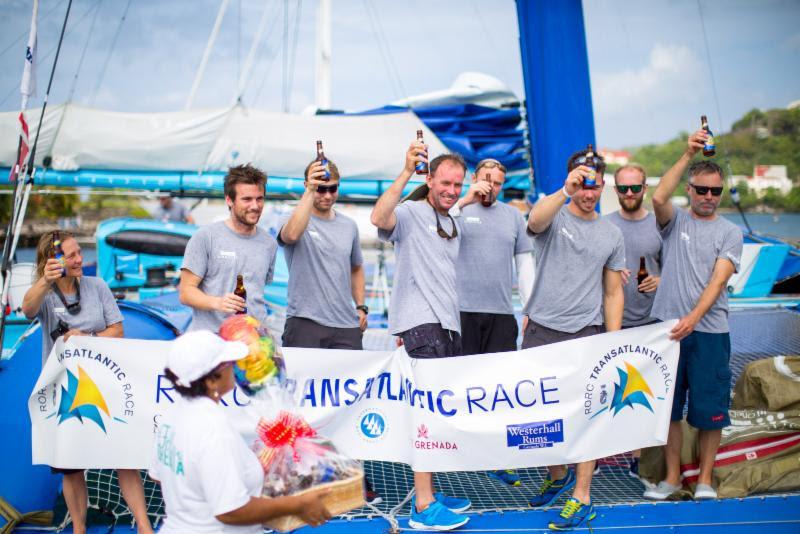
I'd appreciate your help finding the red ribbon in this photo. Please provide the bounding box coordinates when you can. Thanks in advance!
[256,411,317,469]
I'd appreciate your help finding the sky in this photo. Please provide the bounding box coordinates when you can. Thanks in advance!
[0,0,798,149]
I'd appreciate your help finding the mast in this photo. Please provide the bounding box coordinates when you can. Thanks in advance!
[315,0,331,110]
[186,0,230,110]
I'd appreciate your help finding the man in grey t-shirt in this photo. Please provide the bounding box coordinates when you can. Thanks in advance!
[180,164,277,332]
[279,158,366,349]
[372,142,489,531]
[604,164,662,327]
[458,158,533,357]
[524,148,625,531]
[644,131,743,502]
[152,196,195,224]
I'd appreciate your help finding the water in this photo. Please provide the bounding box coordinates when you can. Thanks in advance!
[722,212,800,243]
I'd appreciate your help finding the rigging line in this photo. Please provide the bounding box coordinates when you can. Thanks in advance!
[234,0,273,105]
[237,0,241,96]
[252,1,283,106]
[282,0,289,112]
[0,0,66,59]
[361,0,400,100]
[367,0,407,99]
[285,0,303,112]
[90,0,133,107]
[696,0,752,233]
[0,0,102,108]
[67,0,103,103]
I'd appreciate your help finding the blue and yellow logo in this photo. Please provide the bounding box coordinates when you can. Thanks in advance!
[610,362,654,416]
[52,365,112,432]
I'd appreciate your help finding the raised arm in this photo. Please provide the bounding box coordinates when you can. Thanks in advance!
[280,162,328,244]
[370,141,426,231]
[528,166,587,234]
[21,259,63,319]
[652,130,707,227]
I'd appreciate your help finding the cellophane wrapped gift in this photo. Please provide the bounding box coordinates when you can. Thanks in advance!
[218,315,365,531]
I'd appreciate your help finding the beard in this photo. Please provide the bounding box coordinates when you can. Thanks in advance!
[620,196,644,213]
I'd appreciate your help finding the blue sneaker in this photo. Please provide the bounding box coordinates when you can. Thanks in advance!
[548,498,596,531]
[488,469,522,487]
[529,469,576,508]
[434,492,471,513]
[409,499,469,531]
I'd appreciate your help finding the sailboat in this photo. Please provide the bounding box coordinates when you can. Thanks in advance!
[1,1,799,532]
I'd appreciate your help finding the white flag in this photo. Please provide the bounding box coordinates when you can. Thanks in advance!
[21,0,39,108]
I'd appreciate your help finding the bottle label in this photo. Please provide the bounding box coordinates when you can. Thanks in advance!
[415,161,428,172]
[584,167,597,187]
[321,158,331,179]
[705,135,715,150]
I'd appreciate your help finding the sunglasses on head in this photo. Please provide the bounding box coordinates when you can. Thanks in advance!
[316,184,338,194]
[475,158,507,174]
[689,183,723,196]
[574,154,604,168]
[615,184,644,194]
[430,203,458,240]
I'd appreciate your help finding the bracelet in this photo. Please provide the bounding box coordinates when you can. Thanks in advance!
[561,185,572,199]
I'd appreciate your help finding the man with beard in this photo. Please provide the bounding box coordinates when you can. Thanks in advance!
[279,159,367,349]
[644,131,743,501]
[523,149,625,531]
[371,141,490,531]
[180,164,277,331]
[603,163,662,479]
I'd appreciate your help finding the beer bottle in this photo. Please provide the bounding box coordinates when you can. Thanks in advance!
[637,256,649,293]
[583,144,597,187]
[415,130,429,175]
[52,231,66,277]
[316,140,331,181]
[234,274,247,315]
[480,172,494,207]
[701,115,716,157]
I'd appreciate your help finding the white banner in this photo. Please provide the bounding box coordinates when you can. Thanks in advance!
[30,321,678,471]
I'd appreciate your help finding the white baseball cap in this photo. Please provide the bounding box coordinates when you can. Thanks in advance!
[167,330,248,387]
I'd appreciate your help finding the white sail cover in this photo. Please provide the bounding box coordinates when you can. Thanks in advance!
[0,104,446,180]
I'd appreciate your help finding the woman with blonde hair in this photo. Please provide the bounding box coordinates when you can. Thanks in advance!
[22,230,153,534]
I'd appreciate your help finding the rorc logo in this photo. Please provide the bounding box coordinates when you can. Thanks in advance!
[358,410,386,440]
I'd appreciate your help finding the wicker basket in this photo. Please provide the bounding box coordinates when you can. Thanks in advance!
[263,473,365,532]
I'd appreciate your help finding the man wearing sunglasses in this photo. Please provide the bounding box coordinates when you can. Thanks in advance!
[523,149,625,531]
[371,140,489,531]
[278,159,367,348]
[646,130,743,502]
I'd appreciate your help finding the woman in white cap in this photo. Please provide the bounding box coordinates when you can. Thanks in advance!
[149,330,331,532]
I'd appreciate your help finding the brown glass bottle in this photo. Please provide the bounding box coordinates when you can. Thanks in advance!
[415,130,428,175]
[234,274,247,314]
[637,256,648,293]
[316,140,331,181]
[584,144,597,187]
[480,172,494,207]
[701,115,716,157]
[52,231,66,277]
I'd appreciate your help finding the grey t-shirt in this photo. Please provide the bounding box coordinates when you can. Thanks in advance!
[279,211,363,328]
[153,201,190,222]
[523,206,626,333]
[651,208,743,333]
[181,221,277,332]
[378,200,461,335]
[604,211,663,327]
[37,276,123,365]
[457,202,533,314]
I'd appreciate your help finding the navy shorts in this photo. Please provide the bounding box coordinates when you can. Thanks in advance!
[671,330,732,430]
[400,323,462,358]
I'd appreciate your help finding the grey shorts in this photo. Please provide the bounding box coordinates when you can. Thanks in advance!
[282,317,363,350]
[521,319,604,349]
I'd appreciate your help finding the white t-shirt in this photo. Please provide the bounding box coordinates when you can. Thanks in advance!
[149,396,265,534]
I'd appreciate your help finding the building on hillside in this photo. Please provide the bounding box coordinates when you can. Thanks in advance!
[599,149,631,166]
[737,166,793,196]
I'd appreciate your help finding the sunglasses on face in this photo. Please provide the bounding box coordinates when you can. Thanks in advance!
[689,184,723,196]
[475,158,507,174]
[431,204,458,240]
[316,184,338,194]
[615,184,644,194]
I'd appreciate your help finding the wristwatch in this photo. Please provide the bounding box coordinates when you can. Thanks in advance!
[356,304,369,314]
